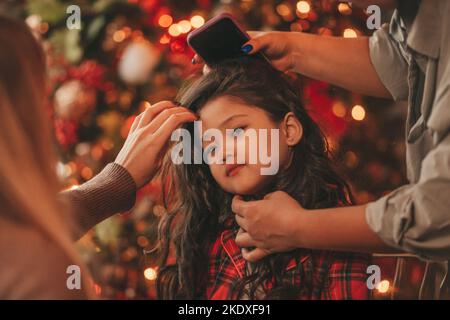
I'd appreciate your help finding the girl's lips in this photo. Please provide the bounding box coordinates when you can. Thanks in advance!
[225,164,245,177]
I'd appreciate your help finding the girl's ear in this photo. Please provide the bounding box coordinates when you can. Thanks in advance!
[281,112,303,146]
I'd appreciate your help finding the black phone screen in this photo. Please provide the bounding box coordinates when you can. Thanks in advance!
[188,17,250,65]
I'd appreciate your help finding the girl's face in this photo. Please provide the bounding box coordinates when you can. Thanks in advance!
[198,96,299,195]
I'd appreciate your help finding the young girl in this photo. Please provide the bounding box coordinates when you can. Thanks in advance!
[156,57,370,300]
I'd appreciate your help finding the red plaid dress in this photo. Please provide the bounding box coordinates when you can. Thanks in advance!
[206,227,371,300]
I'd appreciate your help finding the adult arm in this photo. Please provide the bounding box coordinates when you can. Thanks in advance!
[240,31,393,99]
[59,101,197,239]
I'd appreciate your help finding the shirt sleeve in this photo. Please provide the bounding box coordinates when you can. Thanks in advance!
[366,128,450,262]
[365,27,450,261]
[368,23,410,101]
[366,131,450,261]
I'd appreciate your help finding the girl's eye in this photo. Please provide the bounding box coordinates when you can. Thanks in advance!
[231,127,246,137]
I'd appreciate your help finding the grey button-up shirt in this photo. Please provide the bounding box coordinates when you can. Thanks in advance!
[365,0,450,261]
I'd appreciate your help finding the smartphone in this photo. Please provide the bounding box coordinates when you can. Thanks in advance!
[187,13,268,66]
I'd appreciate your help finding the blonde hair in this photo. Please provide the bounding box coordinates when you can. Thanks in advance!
[0,16,93,298]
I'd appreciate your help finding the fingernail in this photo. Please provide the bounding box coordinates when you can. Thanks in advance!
[241,44,253,54]
[191,57,196,64]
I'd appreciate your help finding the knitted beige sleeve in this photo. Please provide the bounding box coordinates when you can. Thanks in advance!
[60,162,137,238]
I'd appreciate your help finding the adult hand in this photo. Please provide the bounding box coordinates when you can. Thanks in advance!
[192,31,298,73]
[241,31,298,72]
[115,100,197,188]
[232,190,305,262]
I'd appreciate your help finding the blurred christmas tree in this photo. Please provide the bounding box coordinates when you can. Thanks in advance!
[3,0,424,299]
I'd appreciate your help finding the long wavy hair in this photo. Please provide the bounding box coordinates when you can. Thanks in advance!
[156,57,354,299]
[0,16,93,297]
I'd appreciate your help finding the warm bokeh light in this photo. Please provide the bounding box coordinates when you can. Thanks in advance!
[377,280,390,293]
[39,22,49,34]
[351,105,366,121]
[276,4,291,16]
[101,139,114,151]
[290,22,303,32]
[67,184,80,191]
[296,1,311,14]
[113,30,126,42]
[178,19,192,33]
[190,15,205,28]
[81,167,93,180]
[168,23,181,36]
[159,34,170,44]
[343,28,357,38]
[158,14,173,28]
[344,151,359,168]
[332,101,347,118]
[137,236,149,247]
[144,267,158,281]
[338,3,352,15]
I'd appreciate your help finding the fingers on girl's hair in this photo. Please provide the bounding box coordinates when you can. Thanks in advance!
[146,107,195,134]
[242,248,268,262]
[234,214,248,232]
[152,111,197,146]
[231,195,245,216]
[271,56,291,72]
[235,230,254,247]
[263,191,277,200]
[136,100,177,130]
[130,113,144,133]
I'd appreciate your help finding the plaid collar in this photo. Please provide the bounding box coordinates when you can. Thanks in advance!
[219,228,311,277]
[207,226,370,300]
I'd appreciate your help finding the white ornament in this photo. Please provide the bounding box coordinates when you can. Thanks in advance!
[118,40,160,85]
[54,79,96,120]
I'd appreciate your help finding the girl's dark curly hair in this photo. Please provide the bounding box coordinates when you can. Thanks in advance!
[156,56,354,299]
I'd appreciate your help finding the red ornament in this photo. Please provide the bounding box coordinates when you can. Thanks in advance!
[303,80,348,139]
[60,60,111,91]
[54,118,79,149]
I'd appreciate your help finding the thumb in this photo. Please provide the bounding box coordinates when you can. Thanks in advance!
[231,195,246,216]
[247,30,267,38]
[241,247,270,262]
[241,33,270,55]
[263,191,276,200]
[270,56,293,72]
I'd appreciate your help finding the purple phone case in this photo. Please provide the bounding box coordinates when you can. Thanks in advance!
[187,13,271,65]
[187,13,249,50]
